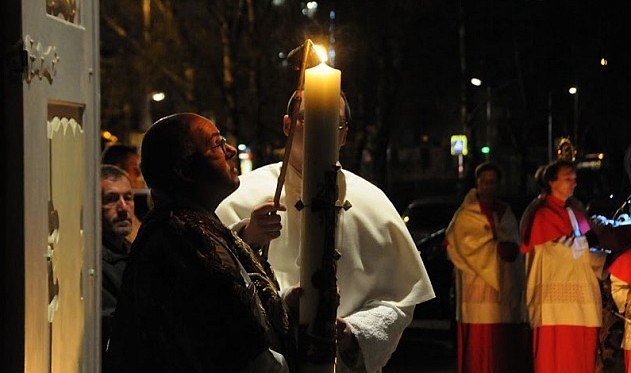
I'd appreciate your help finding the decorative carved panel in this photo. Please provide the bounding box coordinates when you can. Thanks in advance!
[24,35,60,84]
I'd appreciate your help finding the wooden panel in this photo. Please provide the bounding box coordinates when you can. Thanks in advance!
[48,112,86,373]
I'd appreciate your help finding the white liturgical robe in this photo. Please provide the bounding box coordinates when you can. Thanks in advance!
[216,162,434,372]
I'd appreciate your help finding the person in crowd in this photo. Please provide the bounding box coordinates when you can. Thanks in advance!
[100,165,134,358]
[445,161,529,373]
[106,113,295,372]
[101,144,145,189]
[589,143,631,251]
[101,144,148,241]
[521,159,605,372]
[215,91,435,372]
[589,147,631,372]
[609,248,631,372]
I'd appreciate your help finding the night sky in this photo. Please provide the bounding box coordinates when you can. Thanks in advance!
[328,0,631,201]
[99,0,631,205]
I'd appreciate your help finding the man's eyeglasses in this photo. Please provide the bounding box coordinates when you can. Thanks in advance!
[211,136,228,153]
[296,112,347,130]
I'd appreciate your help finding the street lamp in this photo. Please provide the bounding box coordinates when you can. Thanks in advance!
[140,91,166,131]
[569,86,578,144]
[151,91,166,102]
[469,77,492,159]
[547,86,578,161]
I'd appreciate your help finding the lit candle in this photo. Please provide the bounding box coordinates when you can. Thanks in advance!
[300,60,341,327]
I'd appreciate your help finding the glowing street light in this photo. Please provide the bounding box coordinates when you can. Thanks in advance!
[547,86,579,161]
[469,77,492,158]
[141,91,167,130]
[151,91,165,102]
[302,1,318,17]
[569,86,579,144]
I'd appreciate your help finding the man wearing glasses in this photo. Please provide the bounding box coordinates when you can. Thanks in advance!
[106,113,295,372]
[216,92,435,372]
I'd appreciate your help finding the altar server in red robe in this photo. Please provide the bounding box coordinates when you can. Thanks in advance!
[521,160,606,373]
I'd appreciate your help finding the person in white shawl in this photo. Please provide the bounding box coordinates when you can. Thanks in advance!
[445,162,529,373]
[216,92,434,372]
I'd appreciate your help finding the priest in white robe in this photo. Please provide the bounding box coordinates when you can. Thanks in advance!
[216,92,434,372]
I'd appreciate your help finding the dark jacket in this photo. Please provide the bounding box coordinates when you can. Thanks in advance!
[105,202,293,372]
[102,234,130,354]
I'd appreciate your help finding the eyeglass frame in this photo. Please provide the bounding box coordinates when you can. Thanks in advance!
[210,136,228,153]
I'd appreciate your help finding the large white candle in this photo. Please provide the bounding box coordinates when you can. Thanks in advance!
[300,61,341,332]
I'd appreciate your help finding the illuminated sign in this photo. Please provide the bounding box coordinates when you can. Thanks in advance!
[450,135,468,156]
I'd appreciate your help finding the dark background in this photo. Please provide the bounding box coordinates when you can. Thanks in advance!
[100,0,631,212]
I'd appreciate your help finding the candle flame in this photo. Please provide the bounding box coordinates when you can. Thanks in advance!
[313,44,328,63]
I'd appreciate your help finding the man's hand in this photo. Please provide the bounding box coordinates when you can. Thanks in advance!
[336,317,361,368]
[241,201,286,247]
[281,284,302,324]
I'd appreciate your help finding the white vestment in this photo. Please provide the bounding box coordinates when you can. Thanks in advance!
[611,274,631,351]
[445,189,526,324]
[216,162,435,372]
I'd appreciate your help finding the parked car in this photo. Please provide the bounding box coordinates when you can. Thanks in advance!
[401,196,461,335]
[402,196,461,244]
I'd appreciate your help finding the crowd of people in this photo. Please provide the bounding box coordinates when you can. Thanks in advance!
[445,157,631,373]
[97,89,631,372]
[99,92,435,373]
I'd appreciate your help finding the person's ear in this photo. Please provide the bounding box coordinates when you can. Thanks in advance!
[173,162,195,183]
[283,115,291,136]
